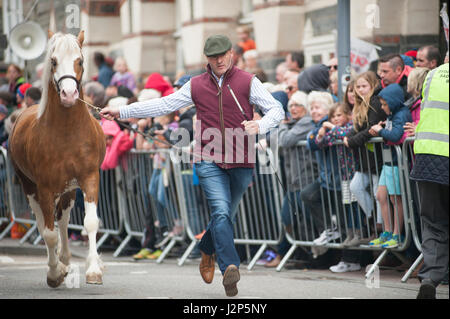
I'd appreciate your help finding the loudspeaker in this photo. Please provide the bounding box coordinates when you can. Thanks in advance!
[9,21,46,60]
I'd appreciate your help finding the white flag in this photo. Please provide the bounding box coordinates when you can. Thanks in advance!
[440,3,449,51]
[350,37,380,74]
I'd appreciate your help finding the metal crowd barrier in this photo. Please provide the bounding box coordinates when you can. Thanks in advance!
[1,136,424,282]
[275,138,415,279]
[0,147,37,243]
[400,136,423,283]
[113,148,187,263]
[0,148,13,238]
[0,147,122,249]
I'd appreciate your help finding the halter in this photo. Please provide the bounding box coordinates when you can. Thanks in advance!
[53,74,81,95]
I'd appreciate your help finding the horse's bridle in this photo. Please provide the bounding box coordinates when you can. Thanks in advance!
[53,75,81,95]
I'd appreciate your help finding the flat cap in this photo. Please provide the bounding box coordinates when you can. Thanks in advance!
[203,35,232,57]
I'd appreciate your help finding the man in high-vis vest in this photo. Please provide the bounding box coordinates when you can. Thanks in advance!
[410,62,449,299]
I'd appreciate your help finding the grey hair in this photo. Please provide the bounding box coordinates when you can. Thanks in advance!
[83,81,106,107]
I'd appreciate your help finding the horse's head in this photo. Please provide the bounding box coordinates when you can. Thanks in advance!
[47,30,84,107]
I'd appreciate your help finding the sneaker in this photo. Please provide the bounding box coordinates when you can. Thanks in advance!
[147,249,162,260]
[369,231,392,247]
[256,249,277,266]
[329,261,361,273]
[381,234,400,248]
[313,229,341,246]
[133,248,152,260]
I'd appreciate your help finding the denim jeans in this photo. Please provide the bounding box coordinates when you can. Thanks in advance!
[194,161,254,274]
[148,168,178,229]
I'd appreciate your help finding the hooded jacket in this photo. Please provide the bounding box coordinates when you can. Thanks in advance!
[297,64,330,94]
[377,83,412,145]
[377,83,412,166]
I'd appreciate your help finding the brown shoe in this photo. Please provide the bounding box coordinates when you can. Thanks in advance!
[223,264,240,297]
[199,252,215,284]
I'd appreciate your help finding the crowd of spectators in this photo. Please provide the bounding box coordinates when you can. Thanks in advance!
[0,25,448,291]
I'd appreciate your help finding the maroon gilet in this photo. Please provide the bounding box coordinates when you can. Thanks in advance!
[191,65,256,169]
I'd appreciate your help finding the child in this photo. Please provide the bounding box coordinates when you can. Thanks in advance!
[316,103,362,247]
[368,83,412,248]
[100,119,134,170]
[109,57,137,95]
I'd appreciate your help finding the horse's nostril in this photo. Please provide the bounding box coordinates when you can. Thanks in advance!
[61,90,67,97]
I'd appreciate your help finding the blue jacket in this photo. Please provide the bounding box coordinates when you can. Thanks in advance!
[307,115,341,191]
[98,63,114,88]
[377,83,412,165]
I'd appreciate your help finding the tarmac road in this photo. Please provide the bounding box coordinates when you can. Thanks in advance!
[0,239,448,304]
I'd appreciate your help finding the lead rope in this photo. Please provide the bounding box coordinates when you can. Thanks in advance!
[78,96,296,217]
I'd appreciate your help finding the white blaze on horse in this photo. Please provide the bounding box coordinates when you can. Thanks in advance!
[9,30,106,288]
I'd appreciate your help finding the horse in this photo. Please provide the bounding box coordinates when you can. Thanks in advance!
[8,30,106,288]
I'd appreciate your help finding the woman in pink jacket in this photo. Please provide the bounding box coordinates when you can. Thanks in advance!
[101,119,134,170]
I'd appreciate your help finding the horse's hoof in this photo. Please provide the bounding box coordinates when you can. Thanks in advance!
[47,275,65,288]
[86,273,103,285]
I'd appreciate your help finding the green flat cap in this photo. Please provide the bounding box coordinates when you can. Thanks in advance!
[203,35,232,57]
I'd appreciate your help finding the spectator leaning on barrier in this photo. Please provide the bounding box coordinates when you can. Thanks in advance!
[410,63,449,299]
[368,83,412,249]
[100,34,284,297]
[100,119,134,171]
[265,90,316,268]
[300,91,345,259]
[344,71,386,229]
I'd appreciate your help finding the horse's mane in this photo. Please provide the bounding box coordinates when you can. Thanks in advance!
[38,33,82,119]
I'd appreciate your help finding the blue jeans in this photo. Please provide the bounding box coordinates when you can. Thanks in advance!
[194,161,254,274]
[148,168,178,229]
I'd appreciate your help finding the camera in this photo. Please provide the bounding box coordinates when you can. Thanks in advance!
[149,122,163,136]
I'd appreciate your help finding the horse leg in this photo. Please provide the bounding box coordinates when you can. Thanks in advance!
[56,191,76,267]
[81,176,104,284]
[31,191,68,288]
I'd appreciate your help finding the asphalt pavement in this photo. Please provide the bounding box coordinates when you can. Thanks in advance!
[0,238,448,305]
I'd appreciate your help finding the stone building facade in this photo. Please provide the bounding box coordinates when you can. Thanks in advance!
[1,0,444,85]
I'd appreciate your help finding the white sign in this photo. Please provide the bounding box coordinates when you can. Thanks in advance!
[350,37,380,74]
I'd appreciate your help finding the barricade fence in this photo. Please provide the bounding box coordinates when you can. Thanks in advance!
[0,135,424,280]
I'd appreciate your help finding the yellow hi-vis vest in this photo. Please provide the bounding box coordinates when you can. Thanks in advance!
[414,63,449,158]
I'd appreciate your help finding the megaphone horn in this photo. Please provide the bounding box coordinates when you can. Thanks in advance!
[9,21,47,60]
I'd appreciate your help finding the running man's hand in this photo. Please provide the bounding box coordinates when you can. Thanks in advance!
[241,120,260,135]
[100,106,121,121]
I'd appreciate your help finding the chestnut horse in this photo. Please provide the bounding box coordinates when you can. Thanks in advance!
[9,31,106,287]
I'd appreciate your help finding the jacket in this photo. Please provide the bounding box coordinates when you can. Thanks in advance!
[377,83,412,165]
[278,115,317,191]
[346,85,386,173]
[307,115,341,191]
[101,119,134,170]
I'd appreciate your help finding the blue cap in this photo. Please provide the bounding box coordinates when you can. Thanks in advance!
[174,75,191,88]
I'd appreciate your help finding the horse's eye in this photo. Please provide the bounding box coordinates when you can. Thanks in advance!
[51,58,57,67]
[79,60,83,66]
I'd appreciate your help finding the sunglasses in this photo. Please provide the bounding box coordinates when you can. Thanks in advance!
[328,65,338,71]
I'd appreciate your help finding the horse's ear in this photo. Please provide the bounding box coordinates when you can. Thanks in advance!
[77,30,85,47]
[48,30,54,39]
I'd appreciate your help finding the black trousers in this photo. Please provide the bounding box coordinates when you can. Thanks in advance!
[417,181,449,285]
